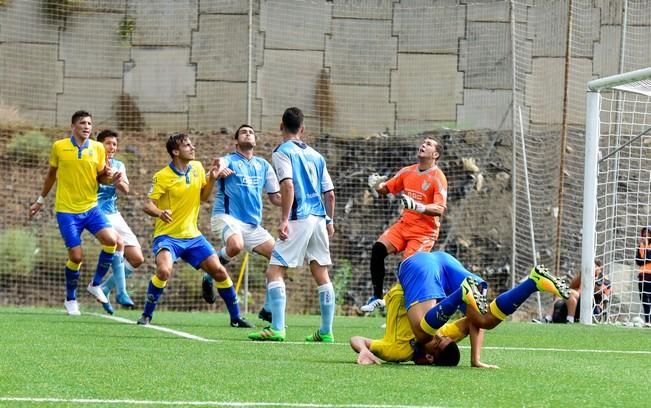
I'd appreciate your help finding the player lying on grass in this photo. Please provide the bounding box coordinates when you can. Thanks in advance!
[350,251,569,367]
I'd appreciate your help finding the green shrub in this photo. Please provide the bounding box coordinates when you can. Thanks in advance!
[7,130,51,165]
[333,258,352,315]
[42,0,85,20]
[0,228,38,277]
[119,17,135,41]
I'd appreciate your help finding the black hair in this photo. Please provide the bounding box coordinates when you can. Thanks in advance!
[434,341,460,367]
[71,110,91,124]
[282,107,304,134]
[166,133,189,158]
[234,124,254,139]
[97,129,118,143]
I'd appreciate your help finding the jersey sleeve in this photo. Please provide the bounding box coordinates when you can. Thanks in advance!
[384,168,405,195]
[263,161,280,193]
[320,164,334,192]
[49,142,59,168]
[272,151,293,182]
[429,170,448,208]
[148,173,165,200]
[437,318,468,343]
[96,143,106,172]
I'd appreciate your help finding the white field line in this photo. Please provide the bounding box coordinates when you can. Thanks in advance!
[0,397,443,408]
[89,313,651,355]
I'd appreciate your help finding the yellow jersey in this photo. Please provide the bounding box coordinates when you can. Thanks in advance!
[148,160,206,239]
[370,284,415,362]
[370,284,469,363]
[50,137,106,213]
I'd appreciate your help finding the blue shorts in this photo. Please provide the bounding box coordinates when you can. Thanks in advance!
[152,235,215,269]
[56,207,112,249]
[398,252,487,311]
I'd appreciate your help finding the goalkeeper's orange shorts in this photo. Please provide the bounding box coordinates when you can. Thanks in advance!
[379,221,437,259]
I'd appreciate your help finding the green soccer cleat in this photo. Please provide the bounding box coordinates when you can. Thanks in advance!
[529,265,570,300]
[461,277,487,314]
[305,330,334,343]
[248,327,285,341]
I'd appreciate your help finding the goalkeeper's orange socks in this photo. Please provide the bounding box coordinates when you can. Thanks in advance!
[494,278,537,316]
[142,275,167,318]
[215,278,240,320]
[420,287,463,335]
[64,260,82,301]
[267,281,286,332]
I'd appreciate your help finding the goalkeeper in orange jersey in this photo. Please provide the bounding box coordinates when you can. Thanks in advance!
[361,137,447,313]
[351,251,569,367]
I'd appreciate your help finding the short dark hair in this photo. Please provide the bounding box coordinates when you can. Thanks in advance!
[594,258,603,268]
[433,341,460,367]
[425,136,442,160]
[234,124,254,139]
[97,129,118,143]
[282,107,304,134]
[71,110,92,124]
[166,133,189,158]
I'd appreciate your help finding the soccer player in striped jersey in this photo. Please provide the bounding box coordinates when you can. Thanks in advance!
[201,125,281,325]
[96,129,145,314]
[248,107,336,342]
[137,133,250,327]
[362,137,447,313]
[351,251,569,367]
[29,111,120,315]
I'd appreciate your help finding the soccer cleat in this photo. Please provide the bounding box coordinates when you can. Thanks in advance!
[87,283,109,304]
[248,327,285,341]
[360,296,385,313]
[230,317,254,328]
[101,301,114,315]
[136,315,151,325]
[258,307,272,323]
[64,300,81,316]
[201,276,217,304]
[116,293,135,309]
[529,265,569,300]
[461,277,487,314]
[305,330,334,343]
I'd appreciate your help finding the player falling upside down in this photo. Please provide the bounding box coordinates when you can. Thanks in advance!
[137,133,250,327]
[201,124,281,325]
[351,251,569,367]
[362,137,447,312]
[96,129,145,314]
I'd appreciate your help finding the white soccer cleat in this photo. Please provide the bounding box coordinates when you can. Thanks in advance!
[87,283,109,304]
[360,297,385,313]
[64,300,81,316]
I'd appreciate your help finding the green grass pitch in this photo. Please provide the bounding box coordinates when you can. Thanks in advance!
[0,307,648,407]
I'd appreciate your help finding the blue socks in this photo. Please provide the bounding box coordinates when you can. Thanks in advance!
[216,284,241,320]
[143,277,166,318]
[318,282,335,335]
[92,249,114,286]
[494,278,537,316]
[64,264,80,301]
[423,287,464,331]
[268,281,286,332]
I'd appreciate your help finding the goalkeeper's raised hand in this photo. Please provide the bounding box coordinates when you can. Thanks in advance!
[367,173,388,190]
[400,194,425,213]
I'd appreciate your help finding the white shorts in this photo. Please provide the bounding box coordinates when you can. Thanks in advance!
[105,212,140,248]
[211,214,274,252]
[270,215,331,268]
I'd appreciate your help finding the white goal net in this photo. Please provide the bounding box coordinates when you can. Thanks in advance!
[581,67,651,325]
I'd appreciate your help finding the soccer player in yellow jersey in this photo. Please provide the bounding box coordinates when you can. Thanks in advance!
[29,111,121,316]
[137,133,251,327]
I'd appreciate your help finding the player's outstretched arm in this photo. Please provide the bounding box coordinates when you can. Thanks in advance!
[367,173,389,195]
[350,336,382,365]
[29,166,57,219]
[469,321,499,369]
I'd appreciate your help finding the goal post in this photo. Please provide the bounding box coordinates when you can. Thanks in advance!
[581,67,651,325]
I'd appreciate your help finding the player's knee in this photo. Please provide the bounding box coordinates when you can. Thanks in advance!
[371,242,388,261]
[128,253,144,268]
[155,266,172,281]
[68,254,83,265]
[226,241,244,257]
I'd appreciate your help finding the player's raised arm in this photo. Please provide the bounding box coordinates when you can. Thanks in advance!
[29,166,58,219]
